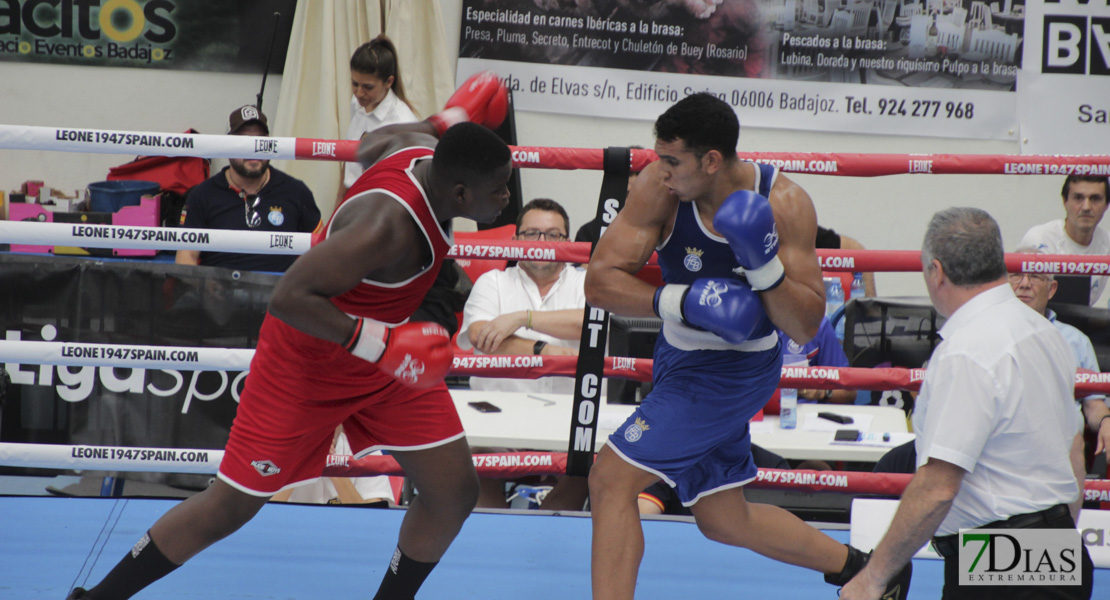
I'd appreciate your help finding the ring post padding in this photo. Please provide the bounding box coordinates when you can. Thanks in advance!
[565,147,633,477]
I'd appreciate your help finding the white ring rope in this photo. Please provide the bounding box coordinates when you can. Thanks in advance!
[5,123,1110,176]
[8,220,1110,275]
[0,124,358,162]
[0,221,309,255]
[0,220,590,263]
[0,340,253,371]
[2,442,224,474]
[3,339,1108,395]
[3,442,1107,502]
[0,443,556,479]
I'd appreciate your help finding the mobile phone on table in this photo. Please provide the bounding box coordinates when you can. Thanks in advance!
[833,429,861,442]
[468,401,502,413]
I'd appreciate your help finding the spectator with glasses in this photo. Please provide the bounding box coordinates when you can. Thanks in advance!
[459,198,591,510]
[176,105,321,272]
[1011,247,1110,475]
[460,198,584,382]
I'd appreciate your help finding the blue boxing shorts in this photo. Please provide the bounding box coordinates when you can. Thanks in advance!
[607,335,782,506]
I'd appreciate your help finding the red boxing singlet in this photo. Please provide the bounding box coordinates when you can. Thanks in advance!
[315,145,453,324]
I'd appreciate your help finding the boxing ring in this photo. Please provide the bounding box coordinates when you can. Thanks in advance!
[2,124,1110,598]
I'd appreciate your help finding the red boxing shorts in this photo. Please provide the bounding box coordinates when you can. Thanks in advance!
[217,315,465,496]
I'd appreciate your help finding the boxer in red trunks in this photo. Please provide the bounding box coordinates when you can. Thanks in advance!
[68,73,511,600]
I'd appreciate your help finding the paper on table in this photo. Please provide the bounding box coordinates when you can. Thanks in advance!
[802,413,873,432]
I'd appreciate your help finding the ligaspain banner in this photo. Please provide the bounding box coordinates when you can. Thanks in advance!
[1017,0,1109,155]
[0,0,295,72]
[0,253,272,487]
[457,0,1024,140]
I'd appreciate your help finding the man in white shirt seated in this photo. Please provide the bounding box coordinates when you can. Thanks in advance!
[458,198,590,510]
[459,198,586,394]
[1011,246,1110,470]
[1019,175,1110,307]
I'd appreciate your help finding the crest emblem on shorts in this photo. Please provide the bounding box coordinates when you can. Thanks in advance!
[624,417,650,442]
[251,459,281,477]
[267,206,284,226]
[683,247,703,272]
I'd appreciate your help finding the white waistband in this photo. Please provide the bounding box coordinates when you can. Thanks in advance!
[662,321,779,352]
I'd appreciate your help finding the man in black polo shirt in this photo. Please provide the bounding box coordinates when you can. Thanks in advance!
[175,105,321,272]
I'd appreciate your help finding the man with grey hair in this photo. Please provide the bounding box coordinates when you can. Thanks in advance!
[1011,246,1110,475]
[842,208,1092,600]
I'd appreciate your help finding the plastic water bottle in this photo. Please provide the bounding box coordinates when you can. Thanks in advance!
[780,387,798,429]
[850,272,865,301]
[826,279,845,340]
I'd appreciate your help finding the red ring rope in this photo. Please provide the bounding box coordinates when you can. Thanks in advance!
[322,452,1110,499]
[510,145,1110,176]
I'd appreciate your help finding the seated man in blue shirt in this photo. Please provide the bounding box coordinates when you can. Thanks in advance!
[779,316,855,405]
[1011,246,1110,468]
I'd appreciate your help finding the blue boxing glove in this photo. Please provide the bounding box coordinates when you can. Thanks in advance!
[713,190,785,291]
[653,278,763,344]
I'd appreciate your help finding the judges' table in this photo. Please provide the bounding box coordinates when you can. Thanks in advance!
[450,389,634,452]
[752,403,912,462]
[450,389,911,462]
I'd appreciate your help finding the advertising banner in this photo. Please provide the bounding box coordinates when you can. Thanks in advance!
[1018,0,1110,155]
[0,254,273,487]
[458,0,1023,140]
[0,0,295,73]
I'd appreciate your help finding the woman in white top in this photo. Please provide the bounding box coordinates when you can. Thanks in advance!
[337,34,419,203]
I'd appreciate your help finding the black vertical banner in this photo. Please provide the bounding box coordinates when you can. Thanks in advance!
[566,147,631,476]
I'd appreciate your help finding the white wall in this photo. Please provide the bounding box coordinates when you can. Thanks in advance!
[0,61,278,198]
[3,5,1095,300]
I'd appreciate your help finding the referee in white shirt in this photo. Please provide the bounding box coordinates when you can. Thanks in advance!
[842,207,1093,600]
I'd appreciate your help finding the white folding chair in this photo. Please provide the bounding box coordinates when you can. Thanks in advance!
[876,0,898,37]
[968,27,1017,62]
[846,0,874,35]
[970,1,993,30]
[907,13,930,57]
[830,9,853,34]
[936,20,965,53]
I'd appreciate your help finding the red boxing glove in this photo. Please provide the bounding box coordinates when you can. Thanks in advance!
[344,320,454,389]
[427,71,509,135]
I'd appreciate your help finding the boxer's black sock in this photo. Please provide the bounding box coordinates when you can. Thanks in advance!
[372,546,438,600]
[84,531,179,599]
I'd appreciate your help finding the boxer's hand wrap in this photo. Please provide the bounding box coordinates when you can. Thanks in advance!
[653,284,691,326]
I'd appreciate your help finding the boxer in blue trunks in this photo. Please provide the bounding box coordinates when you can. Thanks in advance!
[584,93,910,600]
